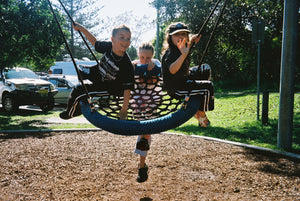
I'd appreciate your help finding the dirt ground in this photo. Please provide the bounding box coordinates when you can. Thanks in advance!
[0,131,299,201]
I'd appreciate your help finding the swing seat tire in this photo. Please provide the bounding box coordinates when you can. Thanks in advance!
[80,95,202,136]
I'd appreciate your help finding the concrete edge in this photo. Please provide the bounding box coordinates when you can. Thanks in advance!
[1,129,299,161]
[162,132,300,161]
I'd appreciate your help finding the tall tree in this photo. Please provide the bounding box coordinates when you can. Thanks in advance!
[55,1,155,60]
[127,45,138,60]
[54,0,103,60]
[155,0,298,88]
[94,10,155,48]
[0,0,65,71]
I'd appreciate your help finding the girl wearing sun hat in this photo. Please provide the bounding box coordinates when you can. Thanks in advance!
[161,22,214,127]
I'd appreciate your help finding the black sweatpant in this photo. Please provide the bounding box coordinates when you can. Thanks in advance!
[168,64,214,111]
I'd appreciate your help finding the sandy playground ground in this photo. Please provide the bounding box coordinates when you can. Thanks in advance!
[0,131,299,200]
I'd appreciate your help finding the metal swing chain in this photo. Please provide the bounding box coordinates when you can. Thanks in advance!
[46,0,94,109]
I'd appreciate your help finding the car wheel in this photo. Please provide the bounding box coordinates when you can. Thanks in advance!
[3,94,18,112]
[40,97,55,112]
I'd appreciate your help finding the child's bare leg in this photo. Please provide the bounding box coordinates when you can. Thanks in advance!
[139,155,146,168]
[194,110,210,127]
[194,110,206,117]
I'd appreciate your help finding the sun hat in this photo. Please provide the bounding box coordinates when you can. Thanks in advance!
[168,22,191,35]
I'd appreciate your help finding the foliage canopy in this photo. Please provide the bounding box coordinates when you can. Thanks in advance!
[154,0,299,90]
[1,0,299,87]
[0,0,66,71]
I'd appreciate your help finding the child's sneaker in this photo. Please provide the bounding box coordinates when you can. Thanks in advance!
[59,107,82,120]
[198,116,210,127]
[59,111,72,120]
[137,164,148,183]
[136,138,150,151]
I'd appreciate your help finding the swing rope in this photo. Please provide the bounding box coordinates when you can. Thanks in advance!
[199,0,228,64]
[196,0,223,38]
[56,0,99,64]
[46,0,93,106]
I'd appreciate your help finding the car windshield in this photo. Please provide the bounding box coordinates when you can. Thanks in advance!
[66,76,79,86]
[4,68,39,79]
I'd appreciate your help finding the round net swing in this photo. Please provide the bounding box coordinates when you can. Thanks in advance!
[77,63,213,135]
[46,0,226,135]
[93,76,181,121]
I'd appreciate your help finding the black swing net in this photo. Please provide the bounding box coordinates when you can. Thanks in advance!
[47,0,226,122]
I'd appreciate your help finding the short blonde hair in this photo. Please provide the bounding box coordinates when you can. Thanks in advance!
[139,43,154,54]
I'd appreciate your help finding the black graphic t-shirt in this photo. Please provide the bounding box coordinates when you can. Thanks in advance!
[94,41,134,93]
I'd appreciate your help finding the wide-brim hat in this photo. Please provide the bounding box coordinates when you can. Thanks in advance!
[168,22,191,35]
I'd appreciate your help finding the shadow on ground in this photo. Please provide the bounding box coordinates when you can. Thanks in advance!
[173,120,300,155]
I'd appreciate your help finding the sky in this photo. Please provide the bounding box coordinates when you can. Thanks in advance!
[95,0,157,44]
[98,0,156,19]
[52,0,158,47]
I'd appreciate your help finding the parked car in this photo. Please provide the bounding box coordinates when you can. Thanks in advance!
[0,67,57,112]
[40,74,78,105]
[50,61,97,75]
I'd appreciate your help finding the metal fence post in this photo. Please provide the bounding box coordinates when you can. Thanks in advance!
[278,0,298,150]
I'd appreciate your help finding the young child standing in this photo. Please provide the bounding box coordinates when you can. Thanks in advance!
[161,22,213,127]
[59,23,134,120]
[132,43,161,183]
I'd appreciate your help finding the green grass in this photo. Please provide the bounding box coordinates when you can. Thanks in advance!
[0,108,97,130]
[0,93,299,154]
[171,93,300,153]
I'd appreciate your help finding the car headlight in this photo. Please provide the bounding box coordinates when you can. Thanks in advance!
[6,82,17,90]
[6,82,31,90]
[15,84,28,90]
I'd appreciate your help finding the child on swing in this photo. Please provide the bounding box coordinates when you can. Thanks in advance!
[162,22,213,127]
[132,43,161,183]
[59,22,134,120]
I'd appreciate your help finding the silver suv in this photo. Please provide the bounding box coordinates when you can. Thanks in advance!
[0,67,57,112]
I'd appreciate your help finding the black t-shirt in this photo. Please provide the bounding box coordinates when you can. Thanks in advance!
[94,41,134,93]
[162,48,190,90]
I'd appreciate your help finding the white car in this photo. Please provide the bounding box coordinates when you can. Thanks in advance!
[0,67,57,112]
[50,61,97,75]
[40,74,78,105]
